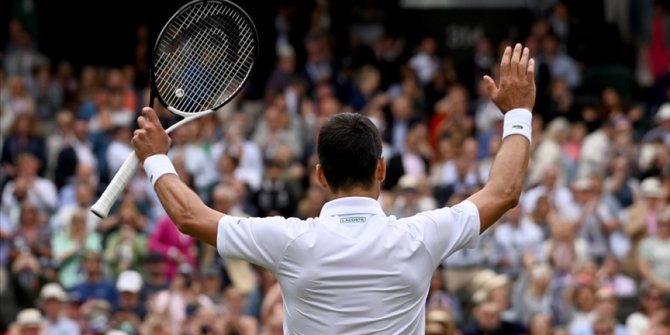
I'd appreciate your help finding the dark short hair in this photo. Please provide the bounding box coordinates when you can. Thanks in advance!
[317,113,382,193]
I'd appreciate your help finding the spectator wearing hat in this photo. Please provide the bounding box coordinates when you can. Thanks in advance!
[38,283,79,335]
[628,177,667,234]
[9,308,45,335]
[638,206,670,293]
[623,177,668,274]
[470,270,515,323]
[110,270,145,334]
[51,209,102,289]
[425,307,457,335]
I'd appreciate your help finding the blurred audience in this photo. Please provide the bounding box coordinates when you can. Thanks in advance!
[2,1,670,334]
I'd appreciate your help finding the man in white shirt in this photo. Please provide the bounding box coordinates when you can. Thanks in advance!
[128,43,536,334]
[105,126,133,178]
[39,283,81,335]
[492,204,544,278]
[409,36,440,85]
[577,119,615,180]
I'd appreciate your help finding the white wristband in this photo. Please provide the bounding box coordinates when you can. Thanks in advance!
[502,108,532,142]
[143,154,178,187]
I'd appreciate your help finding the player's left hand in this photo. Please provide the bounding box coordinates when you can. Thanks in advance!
[483,43,536,113]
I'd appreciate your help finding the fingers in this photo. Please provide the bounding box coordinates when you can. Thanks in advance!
[500,46,512,79]
[526,58,535,83]
[519,46,530,77]
[509,43,522,79]
[482,75,498,97]
[143,107,162,127]
[137,115,147,129]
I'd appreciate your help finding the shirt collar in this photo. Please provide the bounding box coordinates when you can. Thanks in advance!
[319,196,385,217]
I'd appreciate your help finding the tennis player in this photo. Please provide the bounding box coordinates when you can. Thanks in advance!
[131,43,535,334]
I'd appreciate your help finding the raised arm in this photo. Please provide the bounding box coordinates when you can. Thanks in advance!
[131,107,223,246]
[467,43,535,233]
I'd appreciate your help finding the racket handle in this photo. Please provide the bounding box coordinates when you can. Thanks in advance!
[91,152,140,218]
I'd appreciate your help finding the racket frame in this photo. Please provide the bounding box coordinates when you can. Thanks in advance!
[91,0,258,218]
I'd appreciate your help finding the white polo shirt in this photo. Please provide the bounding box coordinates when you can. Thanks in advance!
[217,196,480,334]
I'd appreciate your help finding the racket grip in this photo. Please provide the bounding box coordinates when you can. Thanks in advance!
[90,152,141,218]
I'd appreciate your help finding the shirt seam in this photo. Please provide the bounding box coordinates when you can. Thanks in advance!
[275,225,311,275]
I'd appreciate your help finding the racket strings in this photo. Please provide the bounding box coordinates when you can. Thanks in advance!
[189,17,254,112]
[154,1,256,113]
[161,7,252,109]
[206,28,254,106]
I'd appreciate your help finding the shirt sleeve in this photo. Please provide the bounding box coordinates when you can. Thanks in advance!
[217,215,307,271]
[403,200,480,266]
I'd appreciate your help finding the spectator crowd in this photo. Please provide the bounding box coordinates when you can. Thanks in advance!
[1,0,670,334]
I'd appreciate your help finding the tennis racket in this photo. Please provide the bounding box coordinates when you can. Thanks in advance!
[91,0,258,218]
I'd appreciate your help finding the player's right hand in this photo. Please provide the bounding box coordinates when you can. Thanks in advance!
[132,107,172,162]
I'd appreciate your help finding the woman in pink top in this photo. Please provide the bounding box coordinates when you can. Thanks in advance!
[148,214,198,281]
[148,158,199,280]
